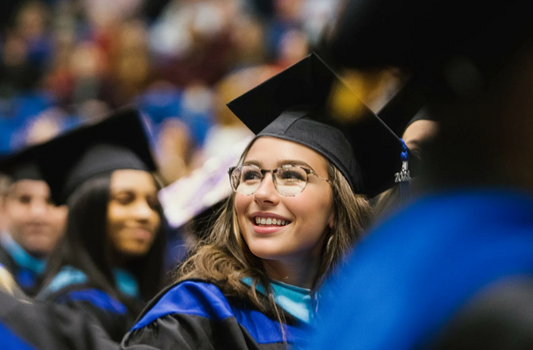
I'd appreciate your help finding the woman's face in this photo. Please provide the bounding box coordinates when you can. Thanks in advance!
[107,169,160,257]
[235,137,334,265]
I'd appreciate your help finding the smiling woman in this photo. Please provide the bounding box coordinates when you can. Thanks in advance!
[32,109,167,343]
[121,53,405,350]
[235,137,335,289]
[107,170,161,257]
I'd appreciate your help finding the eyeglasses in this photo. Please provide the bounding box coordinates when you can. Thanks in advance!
[228,164,331,197]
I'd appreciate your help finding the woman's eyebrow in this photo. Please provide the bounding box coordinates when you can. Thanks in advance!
[110,188,135,194]
[111,187,151,193]
[242,159,315,169]
[242,160,262,167]
[278,159,313,168]
[111,189,158,198]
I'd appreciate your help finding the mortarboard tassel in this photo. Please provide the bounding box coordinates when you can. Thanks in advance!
[395,140,411,199]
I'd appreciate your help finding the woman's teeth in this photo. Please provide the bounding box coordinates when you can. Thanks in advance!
[254,217,288,226]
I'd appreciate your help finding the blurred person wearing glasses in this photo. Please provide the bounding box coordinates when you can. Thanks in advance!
[121,53,407,349]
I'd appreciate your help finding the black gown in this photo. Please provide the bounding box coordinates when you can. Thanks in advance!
[121,280,307,350]
[1,291,118,350]
[37,266,141,343]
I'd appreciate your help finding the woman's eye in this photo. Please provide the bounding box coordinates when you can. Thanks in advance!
[242,170,261,182]
[279,171,305,181]
[114,193,134,205]
[18,195,32,204]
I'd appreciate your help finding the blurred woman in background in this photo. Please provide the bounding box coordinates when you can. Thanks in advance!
[36,109,167,342]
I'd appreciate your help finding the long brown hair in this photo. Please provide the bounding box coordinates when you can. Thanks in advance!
[177,142,372,320]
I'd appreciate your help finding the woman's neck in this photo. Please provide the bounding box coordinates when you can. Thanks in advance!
[111,248,135,269]
[262,257,321,289]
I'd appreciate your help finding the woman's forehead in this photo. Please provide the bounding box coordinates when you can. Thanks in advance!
[244,136,329,171]
[110,169,156,191]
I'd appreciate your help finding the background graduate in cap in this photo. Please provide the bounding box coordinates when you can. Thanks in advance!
[33,109,167,342]
[309,1,533,350]
[121,52,406,350]
[0,151,67,296]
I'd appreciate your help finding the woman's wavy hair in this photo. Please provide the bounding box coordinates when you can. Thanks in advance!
[41,172,167,314]
[177,139,373,319]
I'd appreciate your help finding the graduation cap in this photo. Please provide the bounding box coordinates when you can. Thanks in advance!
[325,1,531,135]
[227,53,409,198]
[0,151,43,183]
[327,1,530,73]
[34,108,157,205]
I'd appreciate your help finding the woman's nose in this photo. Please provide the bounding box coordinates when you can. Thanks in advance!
[252,173,280,205]
[132,200,155,221]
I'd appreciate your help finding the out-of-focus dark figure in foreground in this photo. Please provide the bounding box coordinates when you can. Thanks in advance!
[429,278,533,350]
[309,1,533,350]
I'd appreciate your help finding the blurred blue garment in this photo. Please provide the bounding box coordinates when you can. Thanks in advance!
[136,87,183,126]
[26,36,53,68]
[37,265,139,341]
[1,322,36,350]
[136,86,212,147]
[180,111,212,146]
[12,92,55,125]
[266,20,300,60]
[0,119,17,153]
[0,92,55,152]
[309,189,533,350]
[40,266,139,301]
[0,233,46,294]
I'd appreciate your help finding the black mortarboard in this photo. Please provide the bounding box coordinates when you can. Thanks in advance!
[405,108,436,130]
[35,108,157,205]
[325,1,531,138]
[0,153,43,183]
[227,53,408,198]
[327,1,530,73]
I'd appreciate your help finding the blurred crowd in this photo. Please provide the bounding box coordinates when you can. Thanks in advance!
[0,0,341,185]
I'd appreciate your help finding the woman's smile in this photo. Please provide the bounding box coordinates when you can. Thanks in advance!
[249,212,291,234]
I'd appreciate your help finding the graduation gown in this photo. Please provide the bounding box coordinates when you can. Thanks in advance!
[37,266,141,343]
[0,291,118,350]
[309,189,533,350]
[3,320,39,350]
[0,233,46,296]
[121,280,308,350]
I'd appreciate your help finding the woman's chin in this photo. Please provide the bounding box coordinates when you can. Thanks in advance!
[118,242,152,257]
[249,247,285,262]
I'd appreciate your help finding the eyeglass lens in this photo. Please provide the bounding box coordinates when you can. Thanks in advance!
[231,165,308,196]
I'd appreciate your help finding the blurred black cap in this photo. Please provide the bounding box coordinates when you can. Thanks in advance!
[327,0,531,74]
[0,150,43,183]
[227,53,407,197]
[36,108,156,205]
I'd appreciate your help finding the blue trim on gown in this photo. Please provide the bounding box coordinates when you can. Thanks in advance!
[242,277,314,324]
[132,280,306,344]
[0,233,45,290]
[1,322,37,350]
[39,266,138,314]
